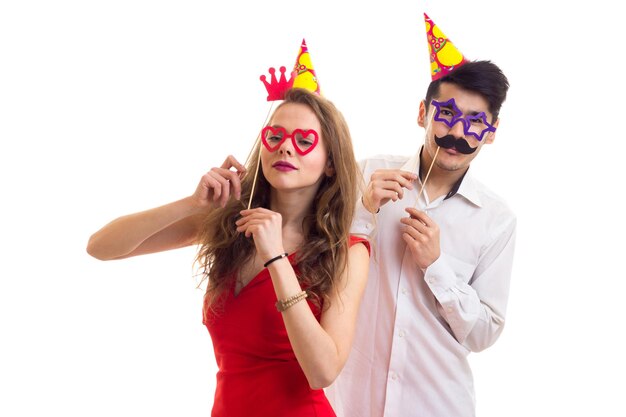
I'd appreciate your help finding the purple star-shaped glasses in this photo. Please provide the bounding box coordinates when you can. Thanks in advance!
[431,98,496,141]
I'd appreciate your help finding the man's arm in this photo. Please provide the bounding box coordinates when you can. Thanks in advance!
[423,216,516,352]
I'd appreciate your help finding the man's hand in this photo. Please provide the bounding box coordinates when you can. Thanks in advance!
[401,207,440,269]
[362,169,417,213]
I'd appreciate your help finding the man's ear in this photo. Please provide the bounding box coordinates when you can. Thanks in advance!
[485,118,499,144]
[418,100,426,128]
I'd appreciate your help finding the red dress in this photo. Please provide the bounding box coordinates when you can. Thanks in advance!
[203,236,368,417]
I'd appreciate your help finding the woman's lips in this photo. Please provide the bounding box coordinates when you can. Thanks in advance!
[272,161,297,171]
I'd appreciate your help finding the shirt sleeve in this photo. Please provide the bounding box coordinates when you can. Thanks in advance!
[423,215,517,352]
[350,159,377,238]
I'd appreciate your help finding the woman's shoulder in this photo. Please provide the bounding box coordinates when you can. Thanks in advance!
[348,234,370,254]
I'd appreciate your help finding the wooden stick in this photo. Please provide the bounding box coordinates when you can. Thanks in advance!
[244,102,275,167]
[247,147,263,210]
[414,146,440,208]
[246,102,275,210]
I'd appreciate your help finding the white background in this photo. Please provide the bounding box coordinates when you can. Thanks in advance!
[1,0,624,416]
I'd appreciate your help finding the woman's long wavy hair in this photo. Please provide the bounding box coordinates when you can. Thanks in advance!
[196,88,361,314]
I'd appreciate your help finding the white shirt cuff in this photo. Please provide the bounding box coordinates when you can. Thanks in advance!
[423,253,456,294]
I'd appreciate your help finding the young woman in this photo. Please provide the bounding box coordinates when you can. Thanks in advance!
[87,88,370,416]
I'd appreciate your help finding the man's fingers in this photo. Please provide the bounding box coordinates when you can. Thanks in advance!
[371,180,408,201]
[404,208,434,227]
[371,170,417,190]
[400,216,428,234]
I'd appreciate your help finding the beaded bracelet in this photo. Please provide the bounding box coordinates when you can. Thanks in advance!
[275,290,308,312]
[264,252,289,268]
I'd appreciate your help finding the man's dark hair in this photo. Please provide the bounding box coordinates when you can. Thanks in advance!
[425,60,509,121]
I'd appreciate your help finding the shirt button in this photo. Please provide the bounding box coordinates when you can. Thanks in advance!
[427,277,435,284]
[398,330,405,338]
[401,288,408,295]
[390,373,398,381]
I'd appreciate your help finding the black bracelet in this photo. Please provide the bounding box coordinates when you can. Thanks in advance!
[264,252,289,268]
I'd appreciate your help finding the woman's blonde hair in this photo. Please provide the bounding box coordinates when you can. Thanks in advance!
[196,88,360,313]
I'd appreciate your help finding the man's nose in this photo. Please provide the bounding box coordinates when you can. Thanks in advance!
[449,120,466,138]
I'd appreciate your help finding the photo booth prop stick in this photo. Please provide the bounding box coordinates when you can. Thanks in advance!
[415,146,440,206]
[246,39,321,210]
[246,67,293,209]
[415,13,468,207]
[242,99,278,168]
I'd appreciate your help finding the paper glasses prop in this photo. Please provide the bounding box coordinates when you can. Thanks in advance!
[261,126,319,155]
[246,39,321,209]
[432,98,496,154]
[414,13,470,206]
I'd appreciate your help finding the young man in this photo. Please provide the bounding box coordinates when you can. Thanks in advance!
[327,16,516,417]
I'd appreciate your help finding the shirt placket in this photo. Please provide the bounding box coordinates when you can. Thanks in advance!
[382,244,419,416]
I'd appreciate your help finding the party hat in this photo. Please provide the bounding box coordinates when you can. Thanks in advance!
[292,39,321,94]
[424,13,468,81]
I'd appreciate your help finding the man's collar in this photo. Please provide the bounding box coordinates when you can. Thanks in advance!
[454,171,482,207]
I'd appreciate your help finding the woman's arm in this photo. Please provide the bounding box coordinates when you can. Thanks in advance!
[86,155,246,260]
[86,197,207,260]
[277,242,370,389]
[236,208,370,389]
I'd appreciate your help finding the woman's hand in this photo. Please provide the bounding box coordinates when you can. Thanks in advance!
[192,155,246,209]
[235,208,285,262]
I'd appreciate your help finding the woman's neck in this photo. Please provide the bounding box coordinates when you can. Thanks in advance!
[269,188,316,229]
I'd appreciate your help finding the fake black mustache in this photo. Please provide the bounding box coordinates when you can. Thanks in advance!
[434,134,477,154]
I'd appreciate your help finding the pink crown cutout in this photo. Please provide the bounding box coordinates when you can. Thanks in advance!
[260,66,295,102]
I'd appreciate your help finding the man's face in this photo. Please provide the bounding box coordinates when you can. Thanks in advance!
[419,82,498,172]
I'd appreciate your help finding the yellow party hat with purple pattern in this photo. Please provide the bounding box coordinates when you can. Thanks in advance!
[292,39,321,94]
[424,13,468,81]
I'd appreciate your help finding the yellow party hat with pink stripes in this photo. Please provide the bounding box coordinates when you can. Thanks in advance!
[424,13,468,81]
[292,39,321,95]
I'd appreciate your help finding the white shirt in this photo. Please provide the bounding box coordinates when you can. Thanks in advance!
[327,152,516,417]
